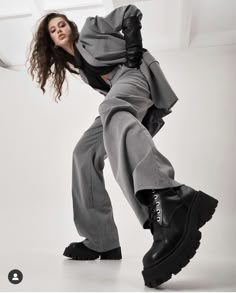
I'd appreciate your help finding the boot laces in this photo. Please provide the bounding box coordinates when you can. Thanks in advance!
[148,190,161,223]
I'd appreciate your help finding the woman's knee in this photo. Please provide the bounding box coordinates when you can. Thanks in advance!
[73,138,92,162]
[98,97,137,120]
[72,138,105,170]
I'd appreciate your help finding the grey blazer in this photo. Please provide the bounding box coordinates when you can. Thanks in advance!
[74,4,179,137]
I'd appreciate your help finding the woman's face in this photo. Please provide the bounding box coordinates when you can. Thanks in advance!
[48,16,73,48]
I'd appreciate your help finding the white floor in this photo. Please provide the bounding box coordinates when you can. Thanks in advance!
[0,248,236,292]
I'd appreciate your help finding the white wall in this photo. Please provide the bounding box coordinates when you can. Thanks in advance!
[0,45,235,263]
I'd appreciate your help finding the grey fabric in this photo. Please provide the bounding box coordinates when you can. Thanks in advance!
[72,64,183,252]
[75,4,179,136]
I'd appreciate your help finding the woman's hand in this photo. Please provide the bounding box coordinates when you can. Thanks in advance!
[122,16,143,69]
[124,50,143,69]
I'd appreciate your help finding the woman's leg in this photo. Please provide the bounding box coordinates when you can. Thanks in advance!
[99,65,218,288]
[98,64,184,228]
[71,115,120,252]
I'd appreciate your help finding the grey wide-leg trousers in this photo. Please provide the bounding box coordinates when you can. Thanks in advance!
[72,64,183,252]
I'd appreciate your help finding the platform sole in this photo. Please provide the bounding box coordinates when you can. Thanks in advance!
[142,190,218,288]
[63,246,122,260]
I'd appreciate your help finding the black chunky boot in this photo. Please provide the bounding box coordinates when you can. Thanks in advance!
[63,242,122,260]
[140,185,218,288]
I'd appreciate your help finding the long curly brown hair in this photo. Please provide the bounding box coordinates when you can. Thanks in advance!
[27,13,80,102]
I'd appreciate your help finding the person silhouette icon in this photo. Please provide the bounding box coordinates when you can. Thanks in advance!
[8,269,23,284]
[12,273,19,281]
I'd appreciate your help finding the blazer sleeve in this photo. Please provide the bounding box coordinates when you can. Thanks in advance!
[96,4,143,33]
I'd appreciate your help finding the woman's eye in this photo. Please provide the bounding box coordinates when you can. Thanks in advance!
[49,22,65,33]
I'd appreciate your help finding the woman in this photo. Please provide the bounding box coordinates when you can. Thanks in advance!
[27,4,218,288]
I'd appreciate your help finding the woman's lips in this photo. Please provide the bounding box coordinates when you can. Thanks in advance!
[59,34,66,40]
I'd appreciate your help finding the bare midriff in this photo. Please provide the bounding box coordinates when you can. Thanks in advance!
[100,73,109,81]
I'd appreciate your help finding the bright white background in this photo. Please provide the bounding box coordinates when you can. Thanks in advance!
[0,45,236,291]
[0,0,236,290]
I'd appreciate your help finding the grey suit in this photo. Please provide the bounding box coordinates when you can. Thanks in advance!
[72,4,184,252]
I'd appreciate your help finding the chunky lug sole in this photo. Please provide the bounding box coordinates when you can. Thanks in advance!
[142,190,218,288]
[63,245,122,260]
